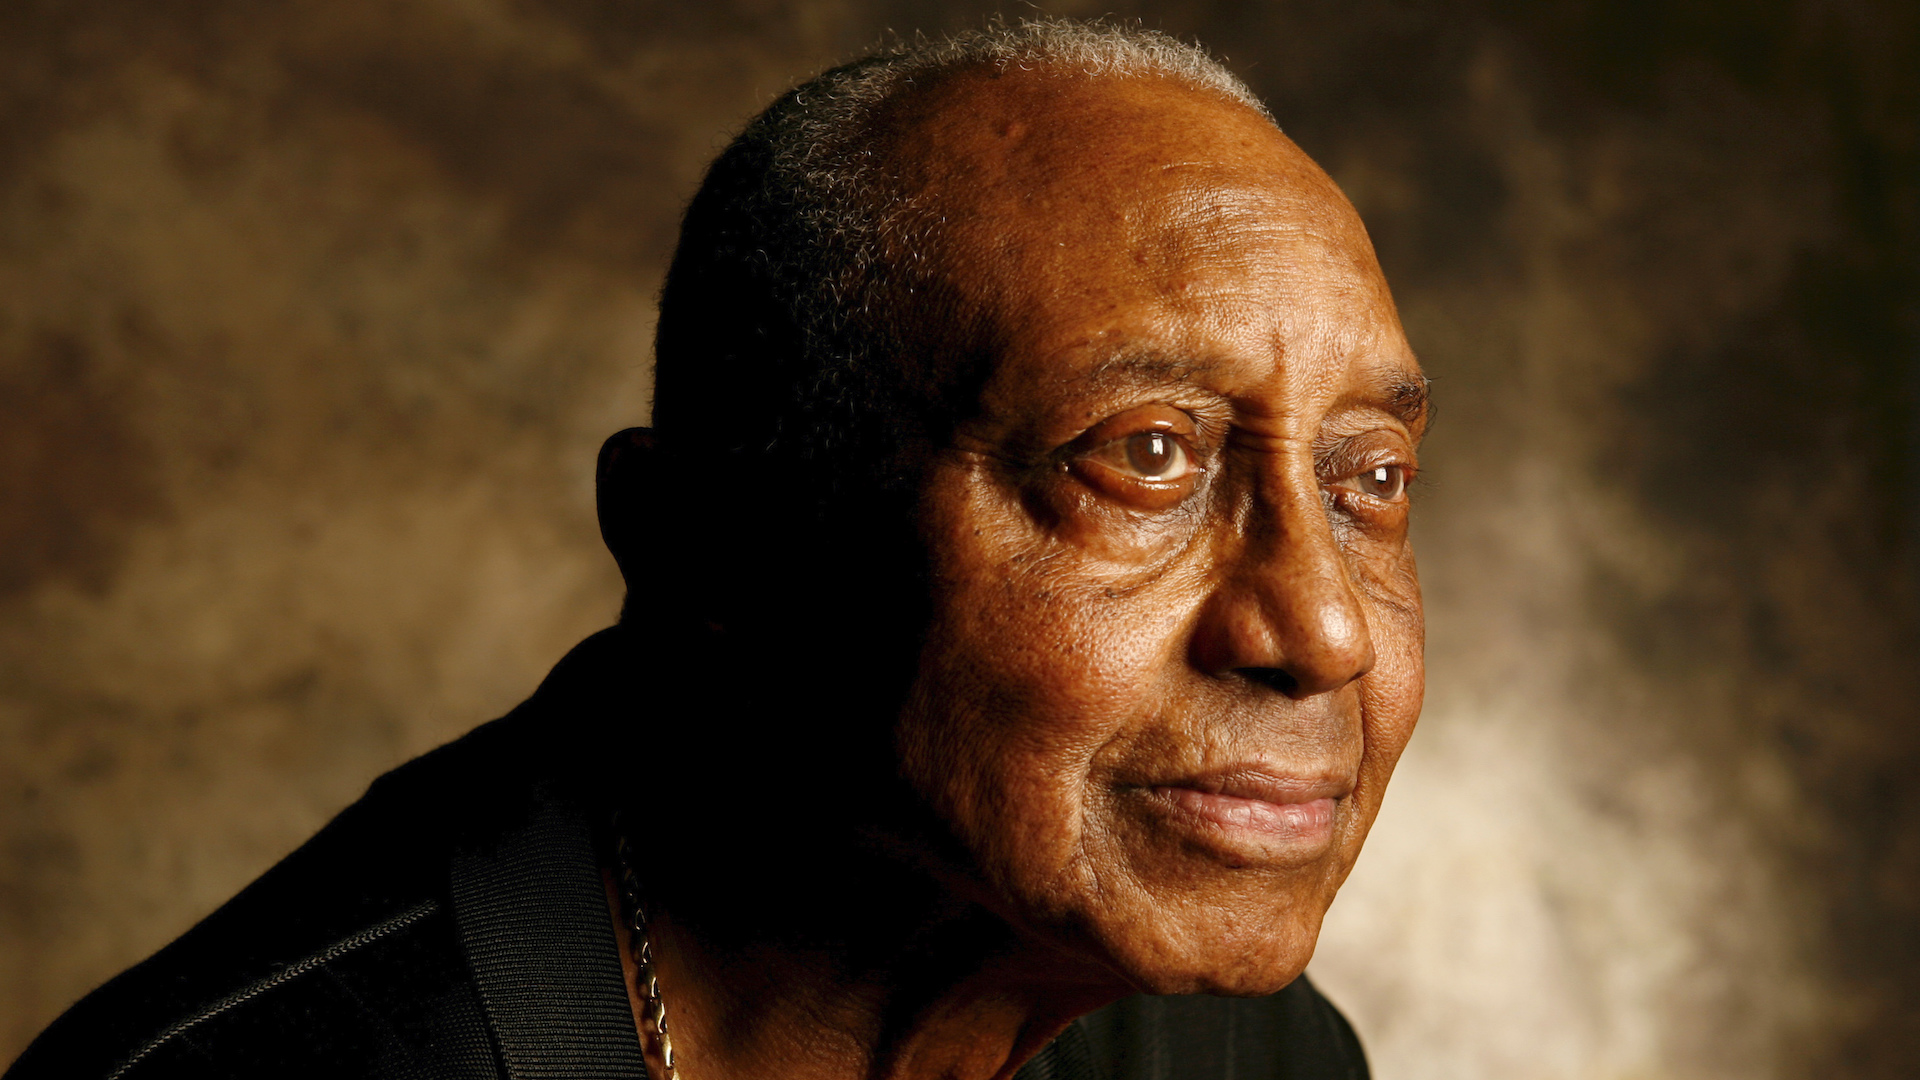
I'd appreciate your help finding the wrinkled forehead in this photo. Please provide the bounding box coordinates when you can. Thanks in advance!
[881,69,1364,255]
[870,67,1403,390]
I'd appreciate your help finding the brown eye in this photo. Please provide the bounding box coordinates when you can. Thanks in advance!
[1123,431,1189,480]
[1338,464,1410,501]
[1067,410,1203,512]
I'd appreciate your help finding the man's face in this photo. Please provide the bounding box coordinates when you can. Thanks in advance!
[888,71,1427,995]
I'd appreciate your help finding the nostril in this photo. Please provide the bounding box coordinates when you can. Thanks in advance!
[1241,667,1301,697]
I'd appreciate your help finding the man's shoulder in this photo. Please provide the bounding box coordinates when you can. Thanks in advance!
[10,899,494,1080]
[3,717,536,1080]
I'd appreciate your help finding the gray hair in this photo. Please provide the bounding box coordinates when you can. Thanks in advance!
[651,19,1269,504]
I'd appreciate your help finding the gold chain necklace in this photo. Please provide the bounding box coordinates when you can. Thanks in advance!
[614,825,683,1080]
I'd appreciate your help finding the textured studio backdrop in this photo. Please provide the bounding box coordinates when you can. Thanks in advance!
[2,2,1916,1077]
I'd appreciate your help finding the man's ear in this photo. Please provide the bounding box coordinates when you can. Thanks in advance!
[596,427,661,601]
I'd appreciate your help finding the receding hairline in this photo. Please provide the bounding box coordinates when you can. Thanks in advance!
[857,59,1288,193]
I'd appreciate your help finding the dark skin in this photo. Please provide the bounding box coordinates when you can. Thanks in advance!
[603,67,1428,1080]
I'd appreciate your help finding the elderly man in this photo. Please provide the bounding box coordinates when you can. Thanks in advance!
[8,21,1426,1080]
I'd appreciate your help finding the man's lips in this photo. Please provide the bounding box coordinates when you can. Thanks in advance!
[1145,769,1350,842]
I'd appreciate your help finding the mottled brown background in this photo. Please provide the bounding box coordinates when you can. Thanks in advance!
[2,0,1916,1076]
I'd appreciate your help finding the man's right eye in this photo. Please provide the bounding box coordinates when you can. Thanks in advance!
[1066,414,1203,513]
[1112,431,1194,481]
[1080,427,1199,487]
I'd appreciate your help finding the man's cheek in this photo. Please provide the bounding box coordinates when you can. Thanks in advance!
[966,536,1190,695]
[1352,542,1421,624]
[1354,637,1423,794]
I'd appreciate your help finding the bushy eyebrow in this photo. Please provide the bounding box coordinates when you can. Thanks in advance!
[1078,350,1219,392]
[1380,371,1433,431]
[1068,349,1431,435]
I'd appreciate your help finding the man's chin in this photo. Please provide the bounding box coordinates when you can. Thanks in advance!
[1117,950,1315,998]
[1074,900,1328,998]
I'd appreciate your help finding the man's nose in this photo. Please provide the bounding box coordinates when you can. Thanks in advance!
[1189,479,1376,698]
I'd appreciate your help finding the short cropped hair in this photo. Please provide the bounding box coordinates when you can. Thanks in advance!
[650,19,1269,507]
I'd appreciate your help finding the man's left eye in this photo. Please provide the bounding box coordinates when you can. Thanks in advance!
[1334,464,1411,501]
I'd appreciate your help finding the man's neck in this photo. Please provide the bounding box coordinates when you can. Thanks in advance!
[602,869,1128,1080]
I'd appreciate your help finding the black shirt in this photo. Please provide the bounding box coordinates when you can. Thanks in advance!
[6,632,1370,1080]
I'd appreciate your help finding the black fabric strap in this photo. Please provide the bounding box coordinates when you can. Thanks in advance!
[451,794,649,1080]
